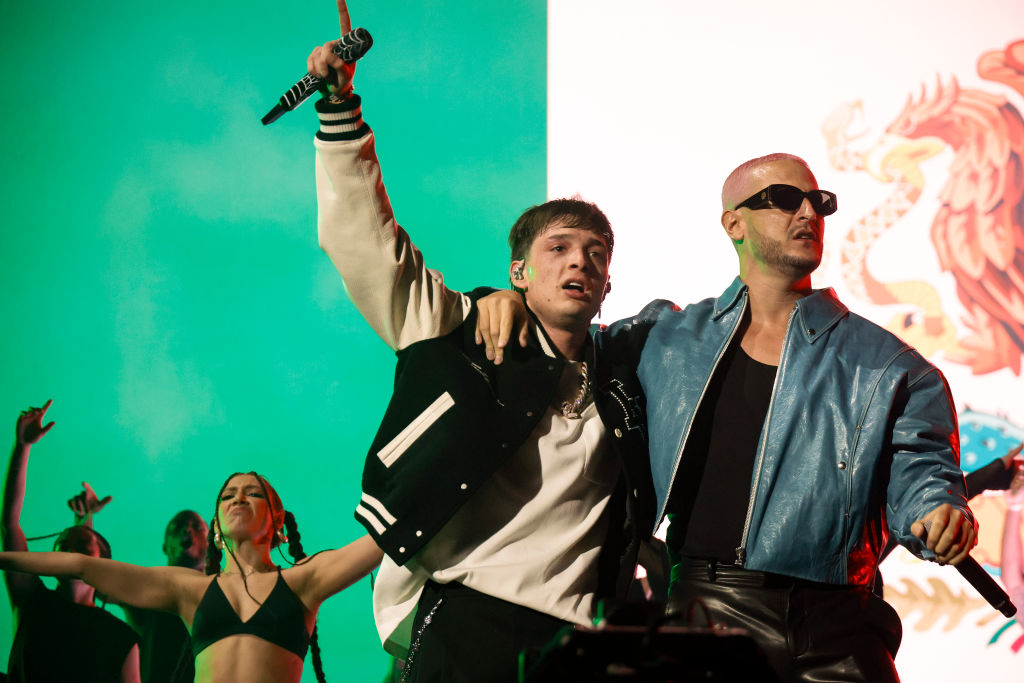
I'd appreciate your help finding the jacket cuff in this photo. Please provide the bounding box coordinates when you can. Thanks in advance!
[315,94,370,141]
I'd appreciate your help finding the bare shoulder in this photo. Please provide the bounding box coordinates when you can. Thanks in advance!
[181,567,215,582]
[280,536,382,603]
[161,567,216,604]
[277,550,327,588]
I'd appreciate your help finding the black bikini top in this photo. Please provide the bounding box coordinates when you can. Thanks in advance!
[191,568,310,660]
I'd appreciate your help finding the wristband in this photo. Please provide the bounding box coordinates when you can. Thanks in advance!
[326,87,354,104]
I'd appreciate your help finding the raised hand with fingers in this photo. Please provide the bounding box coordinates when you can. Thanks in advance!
[262,0,370,125]
[307,0,358,98]
[15,400,54,447]
[68,482,113,527]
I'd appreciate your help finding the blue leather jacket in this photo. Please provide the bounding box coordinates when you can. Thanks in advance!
[596,277,970,586]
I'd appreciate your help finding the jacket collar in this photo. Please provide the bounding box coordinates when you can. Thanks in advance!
[532,319,559,358]
[525,306,594,364]
[713,276,748,319]
[715,276,848,343]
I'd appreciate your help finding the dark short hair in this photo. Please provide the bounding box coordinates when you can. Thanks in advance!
[507,197,614,262]
[165,509,205,533]
[54,525,112,560]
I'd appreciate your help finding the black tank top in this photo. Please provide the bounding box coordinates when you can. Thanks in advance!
[667,344,777,563]
[190,568,310,659]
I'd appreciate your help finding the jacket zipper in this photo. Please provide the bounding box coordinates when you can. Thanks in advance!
[735,306,796,566]
[657,292,748,531]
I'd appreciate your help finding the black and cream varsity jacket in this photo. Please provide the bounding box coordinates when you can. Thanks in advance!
[355,297,654,599]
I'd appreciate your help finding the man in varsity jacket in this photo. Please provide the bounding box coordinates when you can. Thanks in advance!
[306,5,654,681]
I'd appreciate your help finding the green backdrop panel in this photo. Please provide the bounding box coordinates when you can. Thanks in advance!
[0,1,546,680]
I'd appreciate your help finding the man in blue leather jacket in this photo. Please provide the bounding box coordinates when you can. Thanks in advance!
[477,153,976,682]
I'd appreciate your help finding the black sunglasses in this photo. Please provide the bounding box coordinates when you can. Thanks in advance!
[735,184,838,216]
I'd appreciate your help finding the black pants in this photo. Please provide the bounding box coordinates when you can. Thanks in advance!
[403,580,570,683]
[667,560,902,683]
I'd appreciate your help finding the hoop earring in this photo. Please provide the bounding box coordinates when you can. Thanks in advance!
[214,529,224,549]
[276,528,288,544]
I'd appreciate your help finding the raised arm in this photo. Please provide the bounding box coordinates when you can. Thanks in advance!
[289,535,383,608]
[3,402,54,552]
[0,550,198,614]
[310,0,469,351]
[2,402,55,606]
[965,443,1023,499]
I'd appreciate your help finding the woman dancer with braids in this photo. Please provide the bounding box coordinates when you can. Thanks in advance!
[0,470,382,683]
[196,471,339,683]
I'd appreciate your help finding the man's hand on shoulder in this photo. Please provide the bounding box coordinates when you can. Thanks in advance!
[475,291,530,365]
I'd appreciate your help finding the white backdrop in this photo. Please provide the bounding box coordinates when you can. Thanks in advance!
[549,1,1024,678]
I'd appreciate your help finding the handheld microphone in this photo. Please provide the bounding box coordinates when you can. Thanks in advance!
[921,521,1017,617]
[262,27,373,126]
[954,556,1017,618]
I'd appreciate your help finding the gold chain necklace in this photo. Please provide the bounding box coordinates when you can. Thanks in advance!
[559,361,591,419]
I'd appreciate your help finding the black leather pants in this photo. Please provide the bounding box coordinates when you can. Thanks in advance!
[402,580,569,683]
[667,560,902,683]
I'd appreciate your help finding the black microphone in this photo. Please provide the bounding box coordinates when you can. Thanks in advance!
[954,556,1017,618]
[262,27,373,126]
[922,520,1017,617]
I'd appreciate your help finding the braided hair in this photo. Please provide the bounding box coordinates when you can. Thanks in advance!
[282,510,327,683]
[204,471,237,576]
[203,472,328,683]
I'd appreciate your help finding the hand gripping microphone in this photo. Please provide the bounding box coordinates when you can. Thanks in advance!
[922,521,1017,617]
[262,27,373,126]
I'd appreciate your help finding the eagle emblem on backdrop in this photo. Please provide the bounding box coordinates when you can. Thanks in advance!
[821,40,1024,652]
[822,39,1024,375]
